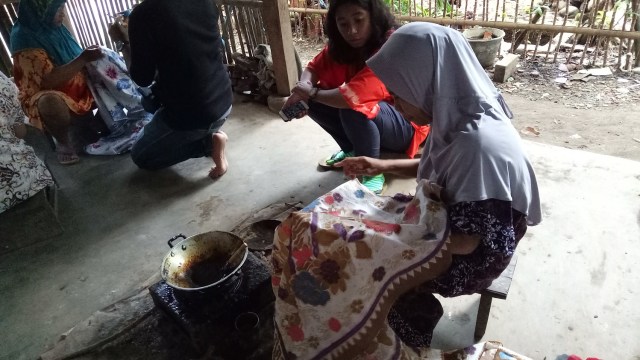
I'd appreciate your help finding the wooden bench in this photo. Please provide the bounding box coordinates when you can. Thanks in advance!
[474,254,518,341]
[0,185,62,254]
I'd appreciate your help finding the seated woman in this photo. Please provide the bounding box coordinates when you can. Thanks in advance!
[0,72,54,213]
[280,0,430,194]
[10,0,151,165]
[271,23,541,358]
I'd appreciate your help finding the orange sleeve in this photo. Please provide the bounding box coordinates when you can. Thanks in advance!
[338,65,391,119]
[306,47,348,90]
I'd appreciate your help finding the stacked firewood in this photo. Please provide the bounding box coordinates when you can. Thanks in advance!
[228,49,276,103]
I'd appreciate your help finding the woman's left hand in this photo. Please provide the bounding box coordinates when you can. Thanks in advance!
[291,80,314,100]
[80,46,105,64]
[335,157,386,179]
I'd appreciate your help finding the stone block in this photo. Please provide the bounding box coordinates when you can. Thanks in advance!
[494,53,520,83]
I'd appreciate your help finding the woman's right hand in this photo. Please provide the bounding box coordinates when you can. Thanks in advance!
[281,93,308,119]
[335,157,387,179]
[80,46,104,64]
[291,80,314,100]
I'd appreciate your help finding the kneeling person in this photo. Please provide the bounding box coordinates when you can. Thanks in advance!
[110,0,232,178]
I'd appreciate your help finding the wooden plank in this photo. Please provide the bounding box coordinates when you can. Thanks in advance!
[0,5,15,72]
[0,188,63,255]
[62,5,80,42]
[474,293,492,341]
[483,254,518,300]
[231,5,248,56]
[289,7,640,40]
[94,0,114,49]
[222,5,238,56]
[217,4,235,64]
[239,7,254,56]
[67,1,92,47]
[220,0,263,8]
[262,0,297,95]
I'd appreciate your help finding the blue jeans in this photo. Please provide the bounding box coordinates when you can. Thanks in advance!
[307,101,414,158]
[131,106,230,170]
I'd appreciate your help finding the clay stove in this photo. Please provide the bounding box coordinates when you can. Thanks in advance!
[149,251,274,358]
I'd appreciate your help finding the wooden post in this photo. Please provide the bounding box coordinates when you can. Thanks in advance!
[262,0,297,96]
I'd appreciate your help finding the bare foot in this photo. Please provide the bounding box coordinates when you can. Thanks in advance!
[208,130,228,179]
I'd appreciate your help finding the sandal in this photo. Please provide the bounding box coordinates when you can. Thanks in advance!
[56,146,80,165]
[362,174,385,195]
[318,150,354,169]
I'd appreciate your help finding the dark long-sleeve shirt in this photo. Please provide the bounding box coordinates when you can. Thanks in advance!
[128,0,232,130]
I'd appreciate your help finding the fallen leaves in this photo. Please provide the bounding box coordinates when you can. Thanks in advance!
[521,126,541,136]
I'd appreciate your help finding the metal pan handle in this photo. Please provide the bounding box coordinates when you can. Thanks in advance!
[168,234,187,248]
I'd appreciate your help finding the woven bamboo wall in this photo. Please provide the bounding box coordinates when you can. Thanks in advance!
[65,0,141,50]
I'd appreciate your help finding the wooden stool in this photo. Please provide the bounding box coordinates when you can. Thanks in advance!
[474,255,518,341]
[0,185,62,254]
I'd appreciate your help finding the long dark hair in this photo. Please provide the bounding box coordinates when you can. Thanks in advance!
[325,0,397,65]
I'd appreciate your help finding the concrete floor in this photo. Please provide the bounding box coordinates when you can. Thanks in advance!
[1,96,639,360]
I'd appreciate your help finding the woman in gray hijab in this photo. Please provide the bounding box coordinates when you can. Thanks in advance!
[337,22,541,347]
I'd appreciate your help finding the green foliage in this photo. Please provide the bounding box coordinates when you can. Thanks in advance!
[383,0,456,17]
[383,0,412,15]
[533,5,550,16]
[574,11,582,21]
[612,0,638,18]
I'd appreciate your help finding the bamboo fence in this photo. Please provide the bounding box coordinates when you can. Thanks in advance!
[0,1,17,75]
[289,0,640,68]
[65,0,141,50]
[217,0,268,64]
[1,0,638,75]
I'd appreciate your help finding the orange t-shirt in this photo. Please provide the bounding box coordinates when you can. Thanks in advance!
[306,46,429,158]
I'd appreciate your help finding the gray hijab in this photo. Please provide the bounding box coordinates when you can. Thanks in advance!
[367,22,541,225]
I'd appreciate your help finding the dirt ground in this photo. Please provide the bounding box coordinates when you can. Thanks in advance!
[294,38,640,162]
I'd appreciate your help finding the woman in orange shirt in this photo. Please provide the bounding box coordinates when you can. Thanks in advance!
[281,0,429,194]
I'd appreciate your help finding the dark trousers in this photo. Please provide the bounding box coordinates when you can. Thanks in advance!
[131,106,229,170]
[308,101,414,158]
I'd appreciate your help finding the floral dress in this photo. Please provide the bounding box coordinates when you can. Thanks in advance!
[12,47,151,155]
[12,48,94,131]
[0,73,54,213]
[387,199,528,348]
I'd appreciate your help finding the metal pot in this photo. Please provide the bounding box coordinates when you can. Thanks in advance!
[161,231,248,292]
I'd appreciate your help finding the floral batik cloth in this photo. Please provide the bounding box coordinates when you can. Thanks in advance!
[272,179,452,359]
[12,46,151,155]
[0,73,53,214]
[83,47,152,155]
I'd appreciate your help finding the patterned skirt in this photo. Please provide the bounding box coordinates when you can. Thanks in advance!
[388,199,528,348]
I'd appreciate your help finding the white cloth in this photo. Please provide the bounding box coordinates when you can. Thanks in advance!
[367,23,541,224]
[0,73,53,213]
[83,47,152,155]
[254,44,276,91]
